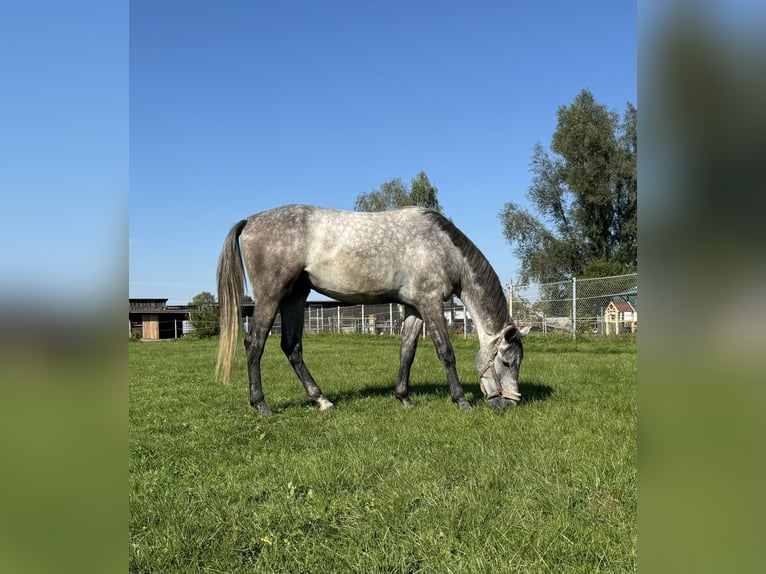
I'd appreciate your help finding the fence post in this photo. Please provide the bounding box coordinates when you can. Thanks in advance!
[572,276,577,340]
[508,284,513,318]
[389,303,393,335]
[464,308,468,339]
[337,306,341,334]
[361,305,365,333]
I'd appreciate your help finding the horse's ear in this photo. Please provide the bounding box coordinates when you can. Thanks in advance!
[502,324,530,342]
[502,325,517,341]
[498,324,524,361]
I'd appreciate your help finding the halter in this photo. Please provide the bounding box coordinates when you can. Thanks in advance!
[478,345,522,402]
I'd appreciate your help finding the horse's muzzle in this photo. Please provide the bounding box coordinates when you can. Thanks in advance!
[486,396,519,409]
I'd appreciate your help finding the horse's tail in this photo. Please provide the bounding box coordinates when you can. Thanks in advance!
[215,219,248,385]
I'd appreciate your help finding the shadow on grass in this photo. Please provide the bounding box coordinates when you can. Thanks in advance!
[519,380,555,403]
[273,379,554,412]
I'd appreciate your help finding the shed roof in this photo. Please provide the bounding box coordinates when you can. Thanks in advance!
[609,300,635,313]
[129,298,169,312]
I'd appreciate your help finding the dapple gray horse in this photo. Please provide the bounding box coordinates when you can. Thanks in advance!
[216,204,529,415]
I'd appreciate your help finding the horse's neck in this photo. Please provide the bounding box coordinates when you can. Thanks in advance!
[458,277,508,351]
[424,211,508,350]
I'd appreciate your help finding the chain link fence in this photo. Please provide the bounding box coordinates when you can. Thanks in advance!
[261,302,475,337]
[509,273,637,337]
[132,273,636,340]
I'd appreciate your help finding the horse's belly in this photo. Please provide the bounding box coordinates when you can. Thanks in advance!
[306,263,399,304]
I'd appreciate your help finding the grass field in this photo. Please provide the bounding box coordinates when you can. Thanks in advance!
[130,333,636,573]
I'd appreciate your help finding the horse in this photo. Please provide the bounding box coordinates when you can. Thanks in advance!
[216,204,530,415]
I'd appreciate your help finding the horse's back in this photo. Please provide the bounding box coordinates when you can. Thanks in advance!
[240,204,431,253]
[238,205,457,304]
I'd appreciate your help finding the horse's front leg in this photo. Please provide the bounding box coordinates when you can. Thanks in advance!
[422,309,472,412]
[396,308,423,408]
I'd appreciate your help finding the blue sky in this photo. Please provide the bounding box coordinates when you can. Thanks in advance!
[130,1,636,304]
[0,2,127,307]
[1,1,635,307]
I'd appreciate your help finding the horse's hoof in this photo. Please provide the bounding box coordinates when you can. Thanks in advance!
[400,398,414,409]
[456,398,473,411]
[317,397,335,411]
[254,403,274,416]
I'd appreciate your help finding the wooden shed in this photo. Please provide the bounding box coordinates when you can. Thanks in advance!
[604,301,637,335]
[129,298,191,340]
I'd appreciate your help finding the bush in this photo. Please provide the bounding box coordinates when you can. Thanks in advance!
[188,291,220,338]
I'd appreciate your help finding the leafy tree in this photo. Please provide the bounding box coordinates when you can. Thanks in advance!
[499,90,637,283]
[188,291,219,338]
[409,171,441,211]
[354,171,442,212]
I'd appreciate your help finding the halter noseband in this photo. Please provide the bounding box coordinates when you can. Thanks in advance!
[479,345,522,402]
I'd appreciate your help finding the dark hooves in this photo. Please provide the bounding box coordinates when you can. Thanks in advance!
[253,403,275,416]
[456,398,473,411]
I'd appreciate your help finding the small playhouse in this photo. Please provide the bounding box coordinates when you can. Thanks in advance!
[604,300,637,335]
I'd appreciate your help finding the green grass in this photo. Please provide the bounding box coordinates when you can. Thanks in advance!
[130,334,636,573]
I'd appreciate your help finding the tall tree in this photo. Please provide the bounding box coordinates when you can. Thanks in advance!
[354,171,442,212]
[408,171,440,211]
[499,90,637,283]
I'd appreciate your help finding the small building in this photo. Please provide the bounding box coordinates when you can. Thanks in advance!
[604,301,637,335]
[129,299,191,340]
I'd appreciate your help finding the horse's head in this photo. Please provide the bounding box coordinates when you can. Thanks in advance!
[477,323,531,409]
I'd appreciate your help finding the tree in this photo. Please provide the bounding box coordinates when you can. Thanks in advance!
[354,171,443,212]
[188,291,219,338]
[499,90,637,284]
[409,171,441,211]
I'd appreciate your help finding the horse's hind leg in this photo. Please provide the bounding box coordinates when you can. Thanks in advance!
[396,306,423,408]
[245,301,280,416]
[279,289,334,411]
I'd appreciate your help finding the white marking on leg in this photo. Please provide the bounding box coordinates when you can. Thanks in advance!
[317,397,334,411]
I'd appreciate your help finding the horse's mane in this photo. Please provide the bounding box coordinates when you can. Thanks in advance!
[422,210,509,332]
